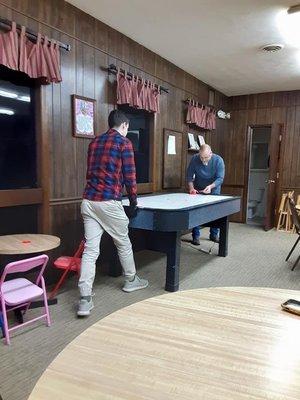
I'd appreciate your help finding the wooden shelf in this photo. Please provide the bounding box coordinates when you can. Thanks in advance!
[188,148,199,153]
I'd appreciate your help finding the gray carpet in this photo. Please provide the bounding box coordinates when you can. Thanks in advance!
[1,223,300,400]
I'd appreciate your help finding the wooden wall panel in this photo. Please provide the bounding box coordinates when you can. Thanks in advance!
[49,202,83,261]
[94,19,108,53]
[143,48,156,76]
[75,8,95,46]
[221,90,300,223]
[221,186,244,222]
[62,35,77,198]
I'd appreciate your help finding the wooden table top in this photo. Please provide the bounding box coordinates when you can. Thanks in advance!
[28,287,300,400]
[0,234,60,255]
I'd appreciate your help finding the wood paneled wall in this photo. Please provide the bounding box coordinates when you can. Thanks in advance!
[0,0,228,263]
[218,91,300,222]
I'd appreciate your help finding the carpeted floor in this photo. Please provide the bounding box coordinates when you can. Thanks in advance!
[1,223,300,400]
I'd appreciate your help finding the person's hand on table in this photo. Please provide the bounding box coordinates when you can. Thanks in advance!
[202,185,212,194]
[189,188,199,195]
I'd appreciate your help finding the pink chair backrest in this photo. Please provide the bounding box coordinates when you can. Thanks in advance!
[0,254,49,287]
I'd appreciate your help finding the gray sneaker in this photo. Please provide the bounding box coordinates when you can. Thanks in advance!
[77,298,94,317]
[122,275,149,293]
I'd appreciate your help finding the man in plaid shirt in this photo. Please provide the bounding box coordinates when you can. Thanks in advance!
[78,110,148,317]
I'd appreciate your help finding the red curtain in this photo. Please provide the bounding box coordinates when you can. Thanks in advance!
[0,22,62,84]
[0,21,18,71]
[186,101,216,130]
[117,69,160,113]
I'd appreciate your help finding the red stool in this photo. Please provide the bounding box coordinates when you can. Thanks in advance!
[49,240,85,299]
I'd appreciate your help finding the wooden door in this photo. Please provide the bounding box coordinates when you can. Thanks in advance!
[264,123,283,231]
[163,129,183,189]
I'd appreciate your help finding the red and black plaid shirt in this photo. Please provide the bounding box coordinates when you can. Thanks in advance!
[83,129,137,202]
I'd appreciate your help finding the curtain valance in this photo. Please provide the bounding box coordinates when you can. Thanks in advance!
[186,100,216,130]
[116,68,160,113]
[0,21,62,84]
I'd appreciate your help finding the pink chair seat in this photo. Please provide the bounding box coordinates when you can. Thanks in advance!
[2,278,43,306]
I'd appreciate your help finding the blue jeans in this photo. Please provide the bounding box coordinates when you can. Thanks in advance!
[192,226,219,239]
[192,188,221,239]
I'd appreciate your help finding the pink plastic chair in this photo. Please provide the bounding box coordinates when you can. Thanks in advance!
[0,254,51,345]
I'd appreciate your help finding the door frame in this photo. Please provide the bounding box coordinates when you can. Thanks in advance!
[118,106,157,195]
[36,85,50,233]
[244,124,283,229]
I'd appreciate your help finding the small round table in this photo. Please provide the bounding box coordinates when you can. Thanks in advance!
[0,234,60,255]
[28,287,300,400]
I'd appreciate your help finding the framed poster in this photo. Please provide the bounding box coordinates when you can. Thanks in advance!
[72,95,96,138]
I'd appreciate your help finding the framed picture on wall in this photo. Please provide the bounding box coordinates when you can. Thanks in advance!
[72,95,96,138]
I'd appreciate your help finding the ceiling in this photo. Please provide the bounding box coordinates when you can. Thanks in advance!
[67,0,300,96]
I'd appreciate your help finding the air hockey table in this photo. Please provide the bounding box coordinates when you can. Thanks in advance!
[109,193,241,292]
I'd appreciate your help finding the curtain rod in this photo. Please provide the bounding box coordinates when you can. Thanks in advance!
[0,17,71,51]
[108,64,169,94]
[184,98,215,109]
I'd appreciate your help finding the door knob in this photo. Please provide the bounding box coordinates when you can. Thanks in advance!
[265,179,275,184]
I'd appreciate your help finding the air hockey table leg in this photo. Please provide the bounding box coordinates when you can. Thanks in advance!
[165,232,181,292]
[218,216,229,257]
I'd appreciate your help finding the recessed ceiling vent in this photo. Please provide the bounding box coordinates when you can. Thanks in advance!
[260,44,284,53]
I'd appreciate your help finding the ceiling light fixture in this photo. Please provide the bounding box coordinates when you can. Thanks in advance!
[287,4,300,14]
[277,6,300,48]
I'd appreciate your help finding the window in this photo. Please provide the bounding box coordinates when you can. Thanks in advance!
[0,67,36,189]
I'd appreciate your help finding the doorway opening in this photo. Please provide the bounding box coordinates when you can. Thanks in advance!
[246,126,271,226]
[118,104,155,194]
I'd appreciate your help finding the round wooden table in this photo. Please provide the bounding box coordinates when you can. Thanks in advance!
[0,234,60,255]
[28,287,300,400]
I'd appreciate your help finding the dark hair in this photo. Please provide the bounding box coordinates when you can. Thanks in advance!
[108,110,129,128]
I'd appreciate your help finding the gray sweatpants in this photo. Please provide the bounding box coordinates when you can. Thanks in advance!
[78,199,136,296]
